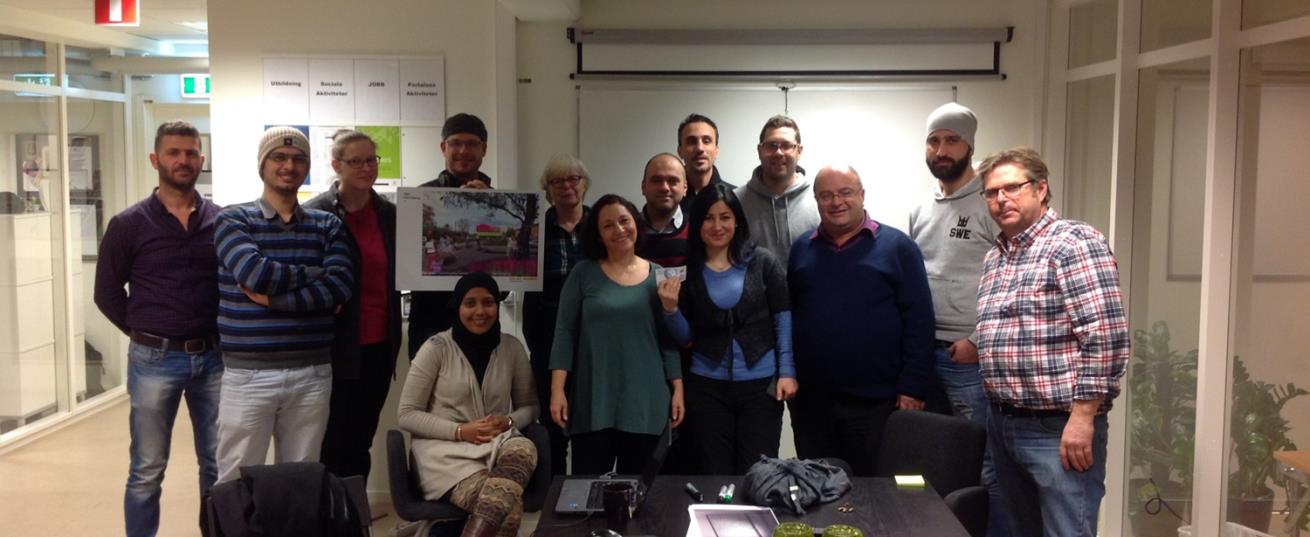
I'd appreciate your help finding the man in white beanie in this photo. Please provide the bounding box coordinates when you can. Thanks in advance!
[211,126,355,483]
[908,103,1009,536]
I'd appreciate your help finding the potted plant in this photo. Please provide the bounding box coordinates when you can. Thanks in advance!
[1227,355,1309,533]
[1128,321,1197,535]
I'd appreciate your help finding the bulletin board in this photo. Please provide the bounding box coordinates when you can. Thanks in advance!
[262,55,446,192]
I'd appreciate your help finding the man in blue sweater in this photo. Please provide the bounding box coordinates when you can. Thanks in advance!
[213,126,354,483]
[787,164,935,476]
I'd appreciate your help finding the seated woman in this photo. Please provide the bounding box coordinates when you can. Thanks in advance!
[657,183,797,475]
[397,272,538,537]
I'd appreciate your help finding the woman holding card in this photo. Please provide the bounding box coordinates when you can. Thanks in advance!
[656,183,796,475]
[548,194,684,475]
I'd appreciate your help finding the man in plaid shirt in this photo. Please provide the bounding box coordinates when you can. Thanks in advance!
[974,147,1129,537]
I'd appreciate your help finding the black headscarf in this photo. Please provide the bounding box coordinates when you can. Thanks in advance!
[449,272,503,384]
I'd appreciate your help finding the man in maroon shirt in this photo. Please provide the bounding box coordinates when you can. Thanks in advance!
[94,121,222,537]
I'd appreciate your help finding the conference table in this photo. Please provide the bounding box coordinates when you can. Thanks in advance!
[531,475,971,537]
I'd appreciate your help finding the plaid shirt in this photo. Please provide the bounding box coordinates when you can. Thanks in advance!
[976,209,1129,413]
[542,205,588,304]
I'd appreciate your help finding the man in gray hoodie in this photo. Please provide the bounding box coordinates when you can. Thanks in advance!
[734,115,820,263]
[908,102,1008,537]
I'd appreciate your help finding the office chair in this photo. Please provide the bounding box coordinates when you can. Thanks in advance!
[386,424,551,537]
[874,410,989,537]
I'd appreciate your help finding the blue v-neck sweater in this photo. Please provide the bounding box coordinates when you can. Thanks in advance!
[787,224,935,401]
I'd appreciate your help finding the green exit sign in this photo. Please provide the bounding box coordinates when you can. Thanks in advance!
[14,73,55,86]
[181,74,210,99]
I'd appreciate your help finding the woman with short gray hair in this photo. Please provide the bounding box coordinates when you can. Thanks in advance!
[522,153,591,476]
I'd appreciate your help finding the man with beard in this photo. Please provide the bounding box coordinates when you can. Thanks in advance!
[408,113,492,359]
[212,126,354,484]
[908,103,1008,536]
[677,113,734,213]
[734,115,820,262]
[638,152,690,267]
[95,121,223,537]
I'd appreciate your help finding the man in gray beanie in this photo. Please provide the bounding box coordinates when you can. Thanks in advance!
[908,103,1008,536]
[211,125,355,483]
[408,113,493,359]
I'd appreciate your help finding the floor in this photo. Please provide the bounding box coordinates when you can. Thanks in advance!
[0,396,540,536]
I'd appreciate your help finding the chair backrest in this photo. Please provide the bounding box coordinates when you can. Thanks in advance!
[874,410,985,496]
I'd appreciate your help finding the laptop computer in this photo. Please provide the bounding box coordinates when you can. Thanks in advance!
[554,422,673,515]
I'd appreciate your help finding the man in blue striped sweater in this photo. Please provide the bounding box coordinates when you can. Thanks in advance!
[213,126,354,483]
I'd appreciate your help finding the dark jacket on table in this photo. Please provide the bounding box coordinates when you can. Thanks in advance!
[679,247,789,366]
[304,183,401,379]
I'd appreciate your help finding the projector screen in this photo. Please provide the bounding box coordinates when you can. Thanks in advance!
[578,84,956,231]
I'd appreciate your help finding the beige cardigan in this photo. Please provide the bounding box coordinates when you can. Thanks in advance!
[397,330,539,500]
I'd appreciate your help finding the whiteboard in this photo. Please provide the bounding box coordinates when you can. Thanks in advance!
[578,84,955,231]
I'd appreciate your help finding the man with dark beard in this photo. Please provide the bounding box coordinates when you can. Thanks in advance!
[95,121,223,537]
[908,103,1009,537]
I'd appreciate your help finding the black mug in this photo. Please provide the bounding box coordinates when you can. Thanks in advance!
[602,482,635,531]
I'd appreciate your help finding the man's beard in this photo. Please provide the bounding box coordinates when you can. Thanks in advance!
[928,148,973,182]
[159,166,198,191]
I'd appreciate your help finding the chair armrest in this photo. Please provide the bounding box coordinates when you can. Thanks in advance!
[521,423,552,512]
[943,486,989,537]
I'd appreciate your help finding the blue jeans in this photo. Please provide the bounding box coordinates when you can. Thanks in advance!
[124,341,223,537]
[988,407,1108,537]
[935,345,1010,537]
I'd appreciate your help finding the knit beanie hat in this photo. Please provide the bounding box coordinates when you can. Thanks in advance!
[926,103,978,149]
[258,126,311,170]
[442,113,487,142]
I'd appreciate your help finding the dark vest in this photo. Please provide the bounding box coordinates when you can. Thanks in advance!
[681,248,789,367]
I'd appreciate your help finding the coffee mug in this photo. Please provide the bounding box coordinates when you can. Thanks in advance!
[602,482,636,531]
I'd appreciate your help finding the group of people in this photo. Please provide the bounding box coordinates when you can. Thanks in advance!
[97,101,1129,537]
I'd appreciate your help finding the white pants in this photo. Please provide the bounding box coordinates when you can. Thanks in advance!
[214,364,333,483]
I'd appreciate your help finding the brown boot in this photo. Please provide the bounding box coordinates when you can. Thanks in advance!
[460,514,500,537]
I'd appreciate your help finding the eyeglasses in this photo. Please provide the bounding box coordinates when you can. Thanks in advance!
[760,141,799,153]
[267,153,309,166]
[549,175,583,187]
[445,139,484,151]
[815,188,861,204]
[343,156,381,169]
[981,180,1036,201]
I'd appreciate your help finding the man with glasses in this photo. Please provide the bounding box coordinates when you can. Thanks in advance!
[96,121,221,537]
[908,103,1009,536]
[677,113,734,213]
[408,113,492,359]
[212,126,354,484]
[638,152,690,267]
[787,164,934,476]
[975,147,1129,537]
[734,115,819,262]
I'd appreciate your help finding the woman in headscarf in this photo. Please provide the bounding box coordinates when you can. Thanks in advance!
[397,272,538,537]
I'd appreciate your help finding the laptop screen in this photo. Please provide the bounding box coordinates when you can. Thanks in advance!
[637,421,673,496]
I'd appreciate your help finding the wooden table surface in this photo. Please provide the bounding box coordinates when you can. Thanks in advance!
[1276,451,1310,475]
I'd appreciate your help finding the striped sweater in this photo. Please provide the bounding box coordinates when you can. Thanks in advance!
[215,198,354,369]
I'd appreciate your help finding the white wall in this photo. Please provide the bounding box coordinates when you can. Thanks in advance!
[518,0,1047,194]
[208,0,517,206]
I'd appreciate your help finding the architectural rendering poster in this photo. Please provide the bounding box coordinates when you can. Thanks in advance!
[396,187,544,292]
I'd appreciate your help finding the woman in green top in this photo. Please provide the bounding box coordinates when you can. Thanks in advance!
[548,194,685,475]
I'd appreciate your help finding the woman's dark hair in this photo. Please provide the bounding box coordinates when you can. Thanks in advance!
[581,194,647,260]
[687,183,753,275]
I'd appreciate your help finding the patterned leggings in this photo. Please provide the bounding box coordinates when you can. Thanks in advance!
[448,436,538,537]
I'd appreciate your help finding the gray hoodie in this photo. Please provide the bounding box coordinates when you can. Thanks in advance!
[908,175,998,344]
[734,166,820,264]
